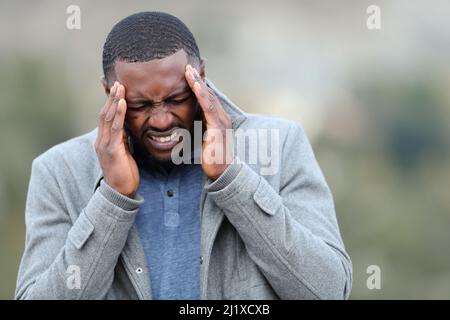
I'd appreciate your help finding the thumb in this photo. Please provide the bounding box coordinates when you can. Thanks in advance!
[123,130,134,155]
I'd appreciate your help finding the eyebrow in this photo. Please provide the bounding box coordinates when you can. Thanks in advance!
[126,85,191,105]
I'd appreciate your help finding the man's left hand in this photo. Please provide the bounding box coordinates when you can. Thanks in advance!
[185,64,234,180]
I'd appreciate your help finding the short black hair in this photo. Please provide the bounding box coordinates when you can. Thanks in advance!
[102,11,200,82]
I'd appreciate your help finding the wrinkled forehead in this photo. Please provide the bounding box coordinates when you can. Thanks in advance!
[113,49,189,99]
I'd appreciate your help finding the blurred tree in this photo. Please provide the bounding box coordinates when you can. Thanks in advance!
[0,54,78,298]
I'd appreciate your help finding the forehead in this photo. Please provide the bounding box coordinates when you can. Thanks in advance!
[114,49,189,98]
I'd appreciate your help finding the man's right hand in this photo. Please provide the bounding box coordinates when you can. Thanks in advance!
[95,81,140,198]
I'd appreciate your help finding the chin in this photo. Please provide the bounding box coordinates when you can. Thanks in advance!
[132,137,179,167]
[145,147,175,165]
[151,152,173,163]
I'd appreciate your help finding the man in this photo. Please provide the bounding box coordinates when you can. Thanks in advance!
[15,11,352,299]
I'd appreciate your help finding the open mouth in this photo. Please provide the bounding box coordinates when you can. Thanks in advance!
[146,130,182,151]
[149,130,178,143]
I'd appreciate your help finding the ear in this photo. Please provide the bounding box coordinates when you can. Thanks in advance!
[199,58,206,81]
[101,76,110,96]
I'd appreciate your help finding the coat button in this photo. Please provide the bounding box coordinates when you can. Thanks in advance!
[167,189,174,197]
[200,256,203,264]
[136,267,143,274]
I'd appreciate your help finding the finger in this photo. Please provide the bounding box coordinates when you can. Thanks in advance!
[110,83,127,147]
[110,98,127,148]
[185,66,232,133]
[185,65,221,126]
[205,85,229,123]
[117,82,126,100]
[123,129,130,151]
[97,82,117,147]
[102,83,120,146]
[198,81,230,128]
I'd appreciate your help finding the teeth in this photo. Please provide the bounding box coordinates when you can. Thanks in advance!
[151,131,178,143]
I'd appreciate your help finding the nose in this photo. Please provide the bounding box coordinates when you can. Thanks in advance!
[147,107,176,132]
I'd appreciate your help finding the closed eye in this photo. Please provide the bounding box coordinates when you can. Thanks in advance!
[127,104,150,111]
[126,93,193,111]
[166,97,190,105]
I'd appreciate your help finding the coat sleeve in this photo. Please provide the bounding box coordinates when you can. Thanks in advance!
[205,122,352,299]
[15,154,143,299]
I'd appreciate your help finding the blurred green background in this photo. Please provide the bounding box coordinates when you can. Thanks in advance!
[1,0,450,299]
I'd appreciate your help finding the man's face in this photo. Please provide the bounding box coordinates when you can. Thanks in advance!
[104,49,204,164]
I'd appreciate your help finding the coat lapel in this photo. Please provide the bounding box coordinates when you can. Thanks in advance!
[199,79,247,299]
